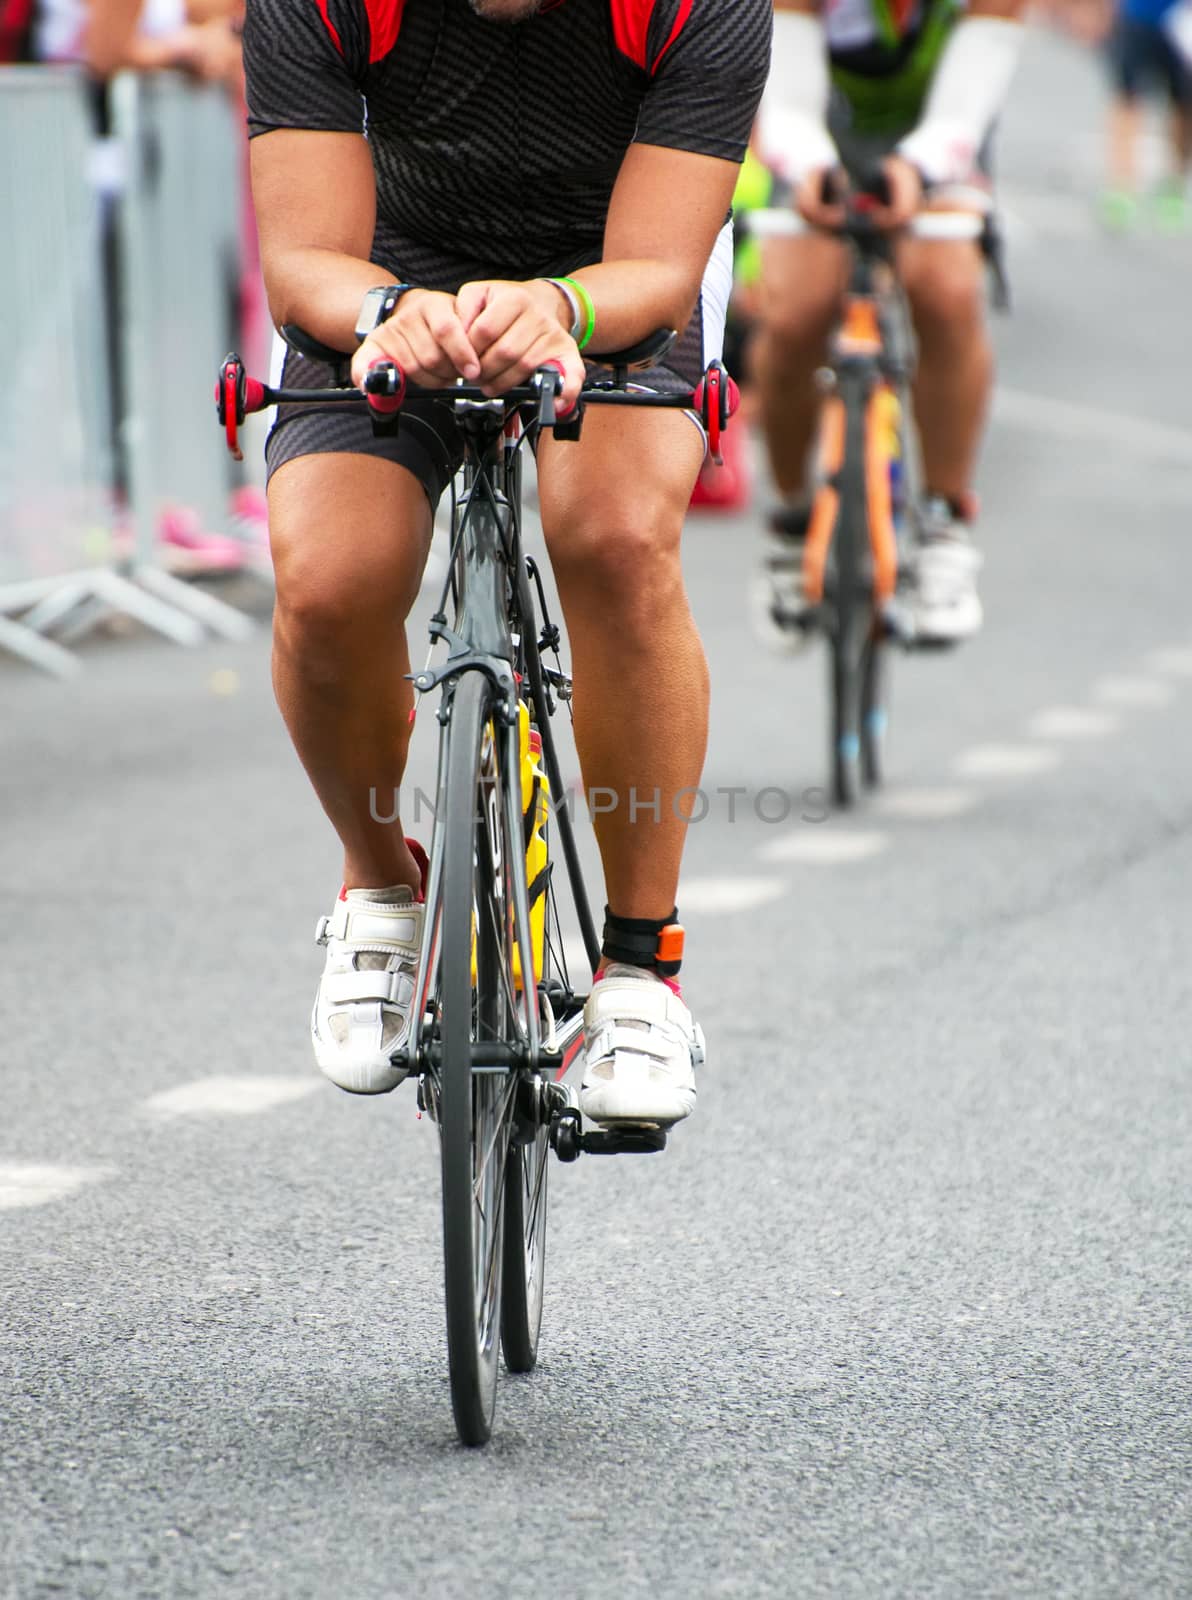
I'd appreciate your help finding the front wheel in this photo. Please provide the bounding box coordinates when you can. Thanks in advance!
[501,1110,549,1373]
[830,627,863,809]
[438,672,527,1446]
[860,634,888,790]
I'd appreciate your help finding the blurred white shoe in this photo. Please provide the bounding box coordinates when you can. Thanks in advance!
[750,503,814,655]
[912,499,984,644]
[578,964,704,1128]
[311,885,424,1095]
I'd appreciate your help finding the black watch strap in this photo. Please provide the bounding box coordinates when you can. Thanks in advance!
[354,283,412,346]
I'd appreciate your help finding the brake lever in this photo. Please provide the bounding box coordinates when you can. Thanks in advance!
[532,365,563,429]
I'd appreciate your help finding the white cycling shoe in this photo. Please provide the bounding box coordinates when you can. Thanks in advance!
[311,885,424,1095]
[578,964,705,1129]
[750,503,814,656]
[912,500,985,645]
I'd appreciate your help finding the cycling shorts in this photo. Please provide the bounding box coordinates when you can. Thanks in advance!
[1107,16,1192,104]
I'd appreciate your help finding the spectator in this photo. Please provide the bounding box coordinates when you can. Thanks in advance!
[83,0,242,85]
[1102,0,1192,230]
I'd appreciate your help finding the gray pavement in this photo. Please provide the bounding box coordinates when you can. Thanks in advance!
[2,28,1190,1600]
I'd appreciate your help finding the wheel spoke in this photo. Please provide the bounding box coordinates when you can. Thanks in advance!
[473,1077,517,1206]
[524,1139,548,1246]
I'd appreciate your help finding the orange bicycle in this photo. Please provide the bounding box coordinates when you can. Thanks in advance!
[754,175,1004,806]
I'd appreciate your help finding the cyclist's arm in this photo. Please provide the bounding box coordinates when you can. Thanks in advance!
[898,0,1028,188]
[244,0,480,377]
[757,1,845,226]
[551,146,747,357]
[250,129,382,351]
[547,0,772,354]
[252,131,482,379]
[763,0,833,188]
[244,0,383,353]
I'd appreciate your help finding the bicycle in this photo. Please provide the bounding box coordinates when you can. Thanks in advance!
[216,330,735,1445]
[751,177,1009,807]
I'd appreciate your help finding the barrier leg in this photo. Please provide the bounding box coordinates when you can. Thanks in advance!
[88,568,206,646]
[0,614,81,678]
[133,565,256,642]
[18,579,92,636]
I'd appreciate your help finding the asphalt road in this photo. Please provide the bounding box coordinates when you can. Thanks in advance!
[2,28,1190,1600]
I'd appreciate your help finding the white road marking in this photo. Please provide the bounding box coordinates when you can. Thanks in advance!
[998,186,1100,244]
[0,1163,112,1212]
[1092,675,1175,709]
[760,830,889,866]
[953,744,1061,779]
[1146,647,1192,678]
[1027,707,1120,740]
[679,876,786,913]
[875,787,980,821]
[993,387,1192,463]
[143,1076,322,1118]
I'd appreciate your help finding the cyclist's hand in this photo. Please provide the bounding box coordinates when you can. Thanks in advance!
[350,288,482,390]
[455,279,586,412]
[870,157,923,232]
[796,167,847,231]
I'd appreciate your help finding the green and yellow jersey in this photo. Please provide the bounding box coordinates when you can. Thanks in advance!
[825,0,964,133]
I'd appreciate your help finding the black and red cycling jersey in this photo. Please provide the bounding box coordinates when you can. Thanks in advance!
[243,0,772,293]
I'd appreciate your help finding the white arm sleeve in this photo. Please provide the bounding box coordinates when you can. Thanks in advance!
[756,11,839,187]
[898,17,1026,187]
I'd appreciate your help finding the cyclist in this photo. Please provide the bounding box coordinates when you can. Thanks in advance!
[752,0,1026,647]
[241,0,770,1126]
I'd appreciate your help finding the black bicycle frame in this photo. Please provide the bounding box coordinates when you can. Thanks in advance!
[405,398,599,1076]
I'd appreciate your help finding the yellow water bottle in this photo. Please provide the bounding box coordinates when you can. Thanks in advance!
[514,701,549,989]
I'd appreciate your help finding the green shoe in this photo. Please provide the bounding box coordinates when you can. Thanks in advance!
[1153,181,1191,235]
[1098,188,1138,234]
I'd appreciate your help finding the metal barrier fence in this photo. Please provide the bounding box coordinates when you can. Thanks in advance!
[0,68,256,676]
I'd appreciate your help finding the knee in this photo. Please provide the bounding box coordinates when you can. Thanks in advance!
[272,531,404,683]
[758,243,844,364]
[904,250,986,345]
[272,557,355,681]
[760,282,840,364]
[551,495,686,622]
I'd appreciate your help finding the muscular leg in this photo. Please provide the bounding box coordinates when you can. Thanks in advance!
[537,410,706,921]
[269,452,432,892]
[752,234,849,498]
[898,238,992,505]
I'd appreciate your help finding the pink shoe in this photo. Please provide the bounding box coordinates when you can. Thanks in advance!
[230,486,269,541]
[158,505,247,573]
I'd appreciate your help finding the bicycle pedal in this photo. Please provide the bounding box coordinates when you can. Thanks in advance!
[581,1127,669,1156]
[881,602,916,646]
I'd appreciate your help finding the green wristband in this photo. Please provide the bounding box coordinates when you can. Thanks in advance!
[557,275,596,352]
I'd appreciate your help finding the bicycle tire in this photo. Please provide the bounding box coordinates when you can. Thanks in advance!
[501,1095,548,1373]
[439,670,524,1446]
[860,636,888,790]
[829,371,871,809]
[499,553,595,1376]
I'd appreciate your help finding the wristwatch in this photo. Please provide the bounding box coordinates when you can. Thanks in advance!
[354,283,411,346]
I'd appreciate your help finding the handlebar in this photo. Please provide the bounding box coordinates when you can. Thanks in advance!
[822,164,892,215]
[215,349,741,462]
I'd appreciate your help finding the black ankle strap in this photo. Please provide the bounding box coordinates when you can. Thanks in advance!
[601,907,685,979]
